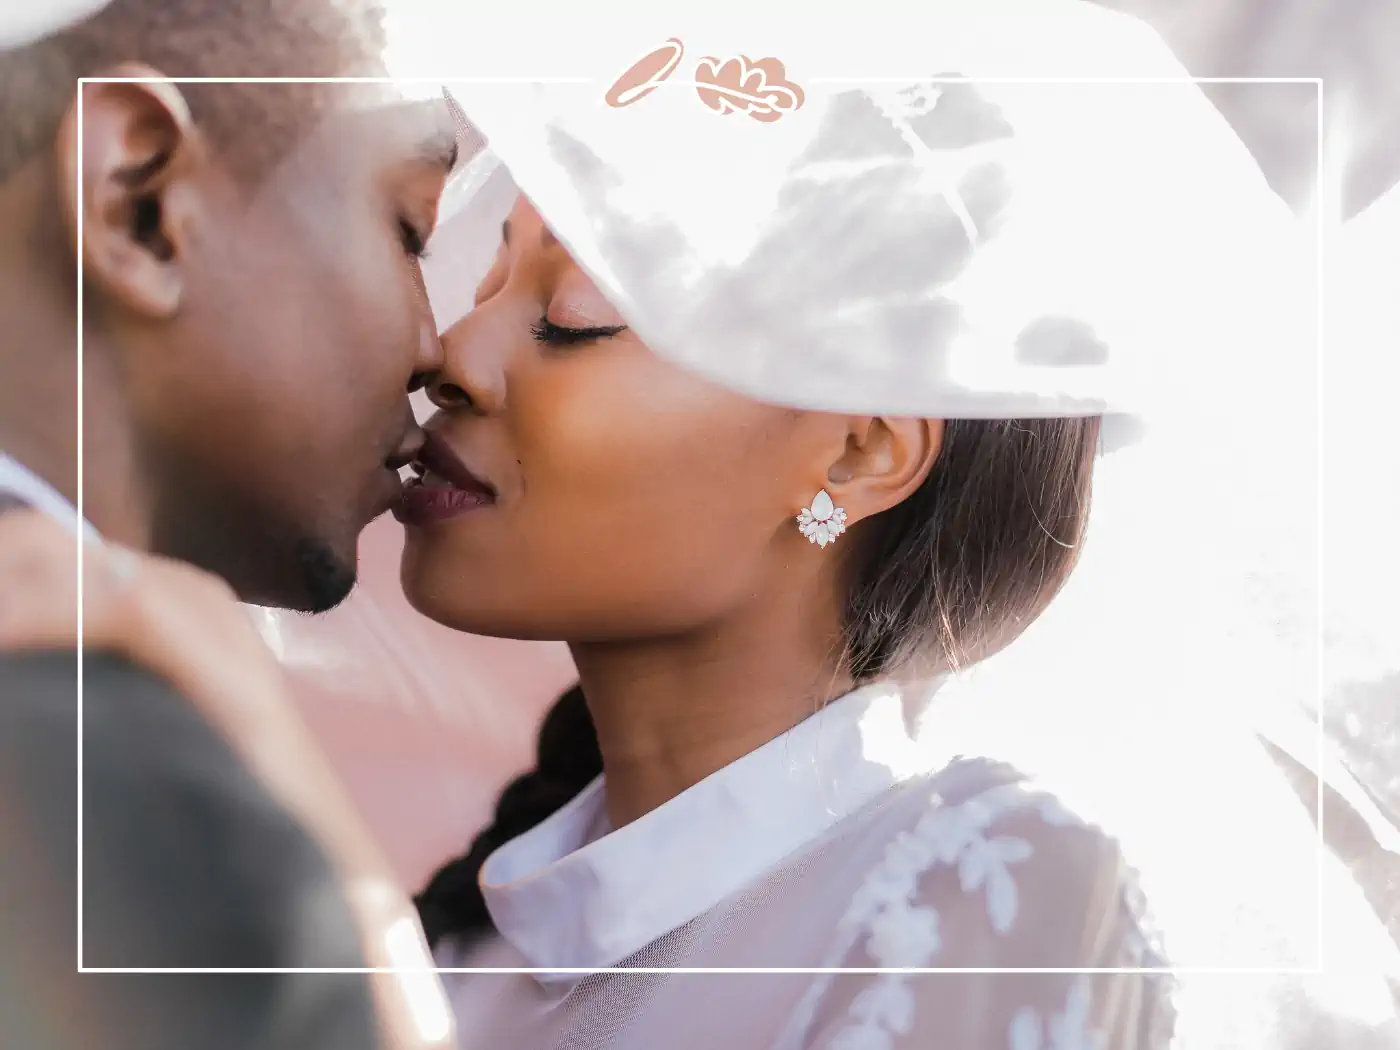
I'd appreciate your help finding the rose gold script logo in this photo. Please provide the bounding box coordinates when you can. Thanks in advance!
[605,38,805,122]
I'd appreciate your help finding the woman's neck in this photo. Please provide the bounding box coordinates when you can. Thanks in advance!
[572,578,854,830]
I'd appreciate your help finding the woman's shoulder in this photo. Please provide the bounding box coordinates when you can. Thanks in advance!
[840,755,1166,968]
[778,757,1177,1049]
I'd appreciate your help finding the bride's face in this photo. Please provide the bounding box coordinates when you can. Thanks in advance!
[398,197,834,640]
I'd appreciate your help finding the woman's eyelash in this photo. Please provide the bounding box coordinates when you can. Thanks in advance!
[530,318,628,347]
[399,219,429,260]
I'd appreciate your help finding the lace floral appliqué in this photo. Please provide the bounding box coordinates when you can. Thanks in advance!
[825,777,1117,1050]
[1010,980,1104,1050]
[844,783,1036,940]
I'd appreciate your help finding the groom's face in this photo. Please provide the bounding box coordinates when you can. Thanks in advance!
[79,87,457,611]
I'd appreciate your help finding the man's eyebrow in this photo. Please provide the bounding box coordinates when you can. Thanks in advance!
[502,218,511,245]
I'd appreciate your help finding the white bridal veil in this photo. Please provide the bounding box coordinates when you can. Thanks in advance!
[408,2,1324,752]
[393,0,1398,1034]
[412,2,1320,785]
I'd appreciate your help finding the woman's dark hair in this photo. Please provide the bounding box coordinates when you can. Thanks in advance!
[415,415,1101,948]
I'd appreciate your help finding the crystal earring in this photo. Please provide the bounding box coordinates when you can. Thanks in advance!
[797,489,848,548]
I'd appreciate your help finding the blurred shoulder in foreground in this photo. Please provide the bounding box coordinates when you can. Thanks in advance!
[0,649,383,1050]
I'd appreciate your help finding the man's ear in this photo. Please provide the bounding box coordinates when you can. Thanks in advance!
[54,63,205,319]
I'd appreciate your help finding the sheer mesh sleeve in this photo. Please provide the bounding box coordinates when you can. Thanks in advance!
[791,781,1175,1050]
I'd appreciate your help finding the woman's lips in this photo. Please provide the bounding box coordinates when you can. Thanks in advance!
[394,478,494,525]
[393,432,497,526]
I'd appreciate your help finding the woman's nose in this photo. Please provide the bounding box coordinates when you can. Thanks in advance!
[424,371,475,412]
[424,309,508,414]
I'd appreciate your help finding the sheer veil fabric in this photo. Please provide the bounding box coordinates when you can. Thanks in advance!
[379,2,1398,1049]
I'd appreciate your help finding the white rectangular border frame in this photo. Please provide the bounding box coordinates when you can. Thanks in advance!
[75,74,1326,976]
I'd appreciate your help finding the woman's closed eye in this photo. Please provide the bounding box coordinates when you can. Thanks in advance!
[530,318,628,348]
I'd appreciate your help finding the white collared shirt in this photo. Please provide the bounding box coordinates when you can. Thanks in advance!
[436,681,1178,1050]
[0,452,99,540]
[434,674,1400,1050]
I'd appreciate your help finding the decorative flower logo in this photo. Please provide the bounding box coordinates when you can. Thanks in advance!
[604,38,687,108]
[694,55,805,121]
[605,38,805,123]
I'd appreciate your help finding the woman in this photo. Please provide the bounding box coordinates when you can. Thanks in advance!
[392,193,1168,1050]
[390,11,1390,1042]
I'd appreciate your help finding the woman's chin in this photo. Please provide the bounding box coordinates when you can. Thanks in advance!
[395,564,552,641]
[397,552,457,624]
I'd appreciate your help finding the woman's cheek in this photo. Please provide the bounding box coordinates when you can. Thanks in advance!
[512,374,631,492]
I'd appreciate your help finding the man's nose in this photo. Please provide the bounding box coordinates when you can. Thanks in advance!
[408,295,445,394]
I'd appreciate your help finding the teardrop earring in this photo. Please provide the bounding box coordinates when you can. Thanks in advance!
[797,489,848,548]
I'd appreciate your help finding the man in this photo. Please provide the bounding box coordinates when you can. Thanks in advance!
[0,0,460,1046]
[0,2,453,611]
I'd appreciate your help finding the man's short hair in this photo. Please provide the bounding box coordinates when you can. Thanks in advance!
[0,0,388,185]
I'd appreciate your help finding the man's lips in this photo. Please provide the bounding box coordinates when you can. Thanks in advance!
[388,418,427,474]
[369,419,426,518]
[393,431,497,526]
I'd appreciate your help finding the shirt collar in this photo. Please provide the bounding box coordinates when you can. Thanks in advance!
[480,679,943,980]
[0,452,99,541]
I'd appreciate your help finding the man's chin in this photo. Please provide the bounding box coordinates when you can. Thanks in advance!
[291,536,357,614]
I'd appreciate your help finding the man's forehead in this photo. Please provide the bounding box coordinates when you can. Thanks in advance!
[401,102,461,173]
[292,88,464,173]
[354,94,461,169]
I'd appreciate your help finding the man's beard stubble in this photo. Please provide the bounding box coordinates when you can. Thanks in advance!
[148,479,358,614]
[292,536,357,614]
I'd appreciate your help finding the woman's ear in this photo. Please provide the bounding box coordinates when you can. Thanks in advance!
[54,62,204,320]
[824,416,945,524]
